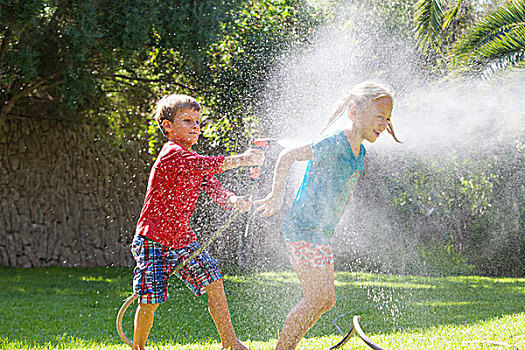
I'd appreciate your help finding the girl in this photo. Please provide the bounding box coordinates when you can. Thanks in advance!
[254,81,401,350]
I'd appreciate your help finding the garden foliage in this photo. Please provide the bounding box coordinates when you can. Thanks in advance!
[1,0,523,276]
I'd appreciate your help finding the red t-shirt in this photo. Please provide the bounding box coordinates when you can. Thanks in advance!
[135,141,234,249]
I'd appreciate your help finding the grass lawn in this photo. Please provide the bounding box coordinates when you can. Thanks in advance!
[0,266,524,349]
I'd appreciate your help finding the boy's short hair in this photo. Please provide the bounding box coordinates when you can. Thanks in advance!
[154,94,201,136]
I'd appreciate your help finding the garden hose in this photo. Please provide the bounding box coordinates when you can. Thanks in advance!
[352,316,387,350]
[327,315,386,350]
[327,323,357,350]
[341,316,522,350]
[116,208,241,348]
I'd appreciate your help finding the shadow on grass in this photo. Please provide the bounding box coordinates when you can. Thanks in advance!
[0,267,524,347]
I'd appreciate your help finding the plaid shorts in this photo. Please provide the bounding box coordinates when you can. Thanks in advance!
[131,235,222,303]
[285,240,334,268]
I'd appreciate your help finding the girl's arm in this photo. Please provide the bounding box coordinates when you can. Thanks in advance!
[254,143,313,217]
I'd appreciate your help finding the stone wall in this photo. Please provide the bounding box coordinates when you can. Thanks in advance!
[0,116,150,267]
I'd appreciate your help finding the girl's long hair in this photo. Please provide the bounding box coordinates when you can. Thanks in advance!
[321,81,402,143]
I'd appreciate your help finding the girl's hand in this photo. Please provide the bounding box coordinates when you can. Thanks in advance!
[253,192,282,217]
[228,195,251,213]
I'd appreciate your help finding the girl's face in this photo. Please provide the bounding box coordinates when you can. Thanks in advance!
[352,96,393,143]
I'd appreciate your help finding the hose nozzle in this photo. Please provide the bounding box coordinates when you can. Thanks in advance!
[249,138,279,179]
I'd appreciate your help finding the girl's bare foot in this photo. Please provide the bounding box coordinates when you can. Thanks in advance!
[222,340,251,350]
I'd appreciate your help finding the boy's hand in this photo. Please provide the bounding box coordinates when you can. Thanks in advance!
[221,149,265,171]
[253,192,282,217]
[228,195,252,213]
[241,148,265,167]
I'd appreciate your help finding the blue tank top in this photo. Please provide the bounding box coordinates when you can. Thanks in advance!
[283,130,366,244]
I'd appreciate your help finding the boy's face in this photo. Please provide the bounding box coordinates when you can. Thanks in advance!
[163,107,201,149]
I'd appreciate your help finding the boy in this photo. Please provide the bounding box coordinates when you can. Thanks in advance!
[131,94,263,350]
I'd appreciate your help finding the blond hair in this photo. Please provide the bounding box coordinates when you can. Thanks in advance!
[154,94,201,136]
[321,81,401,143]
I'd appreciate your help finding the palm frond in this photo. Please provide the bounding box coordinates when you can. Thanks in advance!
[413,0,446,52]
[453,0,525,57]
[443,0,463,30]
[479,25,525,58]
[451,0,525,76]
[480,51,525,78]
[478,25,525,77]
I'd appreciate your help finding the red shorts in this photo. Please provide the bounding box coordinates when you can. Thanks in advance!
[285,240,334,268]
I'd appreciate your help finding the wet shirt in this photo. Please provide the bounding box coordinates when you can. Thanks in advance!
[283,130,365,244]
[135,141,234,249]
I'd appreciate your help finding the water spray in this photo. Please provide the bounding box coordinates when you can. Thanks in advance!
[237,137,283,270]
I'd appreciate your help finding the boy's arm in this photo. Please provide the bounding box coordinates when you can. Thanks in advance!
[163,147,226,173]
[201,174,236,209]
[220,148,264,171]
[161,145,263,174]
[201,174,251,212]
[254,143,313,217]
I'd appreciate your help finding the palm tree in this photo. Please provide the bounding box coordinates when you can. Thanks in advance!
[452,0,525,77]
[413,0,525,78]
